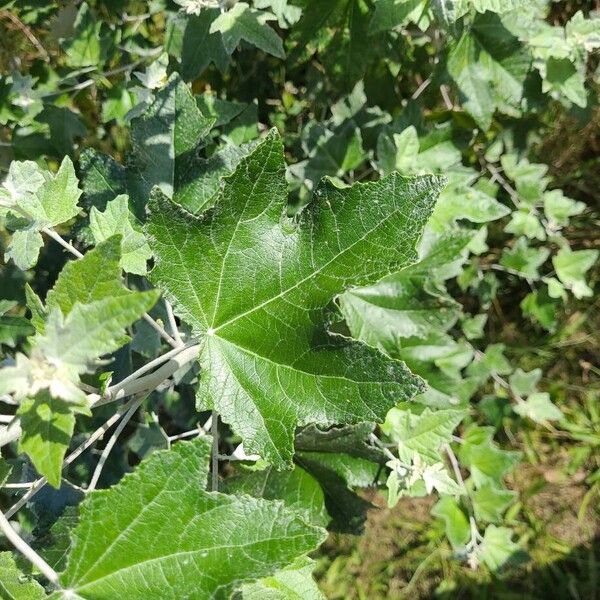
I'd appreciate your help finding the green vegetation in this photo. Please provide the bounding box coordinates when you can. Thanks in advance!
[0,1,598,597]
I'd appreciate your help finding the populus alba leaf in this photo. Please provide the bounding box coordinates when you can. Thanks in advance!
[211,2,285,58]
[383,407,466,464]
[89,195,152,275]
[18,391,89,488]
[476,525,520,571]
[53,437,325,599]
[4,156,81,270]
[148,130,443,467]
[225,465,329,527]
[553,246,598,299]
[514,392,563,423]
[127,74,214,211]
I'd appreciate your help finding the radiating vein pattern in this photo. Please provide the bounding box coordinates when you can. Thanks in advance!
[148,130,444,466]
[57,438,325,599]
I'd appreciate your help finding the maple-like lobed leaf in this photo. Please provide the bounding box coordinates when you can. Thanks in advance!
[148,129,444,467]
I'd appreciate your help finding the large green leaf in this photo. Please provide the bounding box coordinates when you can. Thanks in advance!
[148,130,442,467]
[225,465,329,527]
[338,232,469,354]
[238,557,325,600]
[53,437,325,599]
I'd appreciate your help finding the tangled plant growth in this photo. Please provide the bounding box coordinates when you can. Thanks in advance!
[0,0,598,597]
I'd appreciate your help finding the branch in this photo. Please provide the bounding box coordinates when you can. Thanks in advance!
[91,343,200,407]
[0,343,201,449]
[0,10,50,62]
[165,301,184,346]
[87,396,145,491]
[0,509,59,585]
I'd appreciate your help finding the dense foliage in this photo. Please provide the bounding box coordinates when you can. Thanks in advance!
[0,0,598,597]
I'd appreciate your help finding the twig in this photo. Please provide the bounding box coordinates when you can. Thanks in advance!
[440,85,454,110]
[2,482,34,489]
[87,396,145,491]
[483,161,521,208]
[142,314,179,348]
[91,343,200,407]
[211,411,219,491]
[42,227,83,258]
[3,397,141,519]
[168,416,211,443]
[165,301,184,346]
[40,55,160,98]
[369,433,397,462]
[0,343,200,449]
[412,76,432,100]
[0,10,50,62]
[108,341,195,392]
[0,510,59,584]
[444,444,484,547]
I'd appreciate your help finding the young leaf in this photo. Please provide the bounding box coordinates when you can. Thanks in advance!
[500,238,549,280]
[383,407,466,464]
[89,195,152,275]
[430,170,509,230]
[5,157,82,270]
[210,2,285,58]
[543,189,584,227]
[475,525,520,571]
[508,368,541,397]
[472,484,516,523]
[458,426,520,487]
[148,130,442,467]
[54,437,326,599]
[514,392,563,423]
[553,246,598,299]
[18,392,89,488]
[432,496,470,549]
[45,236,130,319]
[38,293,159,372]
